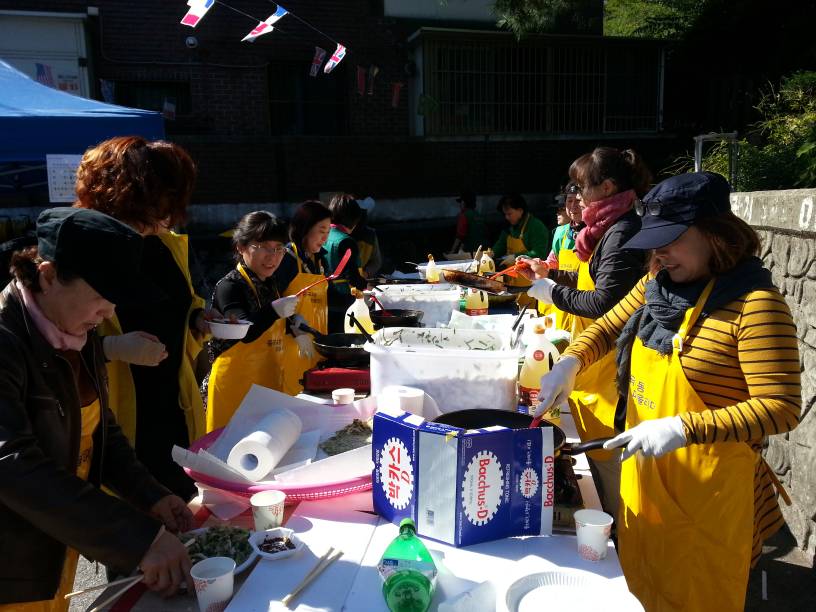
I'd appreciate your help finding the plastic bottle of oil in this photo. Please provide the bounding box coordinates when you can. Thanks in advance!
[478,251,495,274]
[344,288,375,335]
[518,324,561,416]
[425,254,440,283]
[464,289,488,316]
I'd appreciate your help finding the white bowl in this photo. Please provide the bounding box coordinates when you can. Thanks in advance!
[208,319,252,340]
[249,528,305,561]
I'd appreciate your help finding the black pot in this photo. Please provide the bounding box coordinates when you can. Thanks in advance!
[432,409,610,457]
[370,308,424,329]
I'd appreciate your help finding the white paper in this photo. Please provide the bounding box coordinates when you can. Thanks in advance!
[275,444,373,485]
[172,445,254,485]
[45,154,82,203]
[226,408,302,480]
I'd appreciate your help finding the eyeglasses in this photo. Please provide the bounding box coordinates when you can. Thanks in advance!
[249,244,286,256]
[634,199,663,217]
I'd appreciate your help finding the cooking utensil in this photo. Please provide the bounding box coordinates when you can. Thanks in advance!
[347,312,376,344]
[368,294,392,316]
[432,409,610,457]
[85,575,144,612]
[512,303,529,333]
[370,308,424,330]
[441,269,527,295]
[488,259,530,281]
[295,249,352,297]
[65,574,142,599]
[298,324,369,363]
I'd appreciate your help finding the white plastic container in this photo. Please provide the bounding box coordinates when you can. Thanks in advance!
[376,289,462,328]
[366,343,521,413]
[373,283,458,294]
[374,327,506,351]
[417,260,475,280]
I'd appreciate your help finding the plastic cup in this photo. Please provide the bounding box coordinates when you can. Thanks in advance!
[190,556,235,612]
[332,388,355,404]
[574,509,613,561]
[250,489,286,531]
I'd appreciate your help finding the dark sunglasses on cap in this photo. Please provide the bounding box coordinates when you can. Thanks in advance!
[634,199,663,217]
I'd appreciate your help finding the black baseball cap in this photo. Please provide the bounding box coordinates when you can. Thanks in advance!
[623,172,732,250]
[37,207,164,305]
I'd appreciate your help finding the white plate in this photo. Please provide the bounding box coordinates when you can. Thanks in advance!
[504,571,643,612]
[249,527,306,561]
[185,527,257,574]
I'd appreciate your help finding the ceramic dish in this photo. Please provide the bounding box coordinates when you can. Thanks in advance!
[184,527,256,575]
[249,527,305,561]
[208,319,252,340]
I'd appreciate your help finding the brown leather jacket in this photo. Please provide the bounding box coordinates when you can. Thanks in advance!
[0,283,170,604]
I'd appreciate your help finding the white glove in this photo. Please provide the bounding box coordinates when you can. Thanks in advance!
[603,416,687,461]
[534,355,580,418]
[527,278,557,304]
[102,332,167,366]
[272,295,298,318]
[289,314,309,336]
[294,334,314,359]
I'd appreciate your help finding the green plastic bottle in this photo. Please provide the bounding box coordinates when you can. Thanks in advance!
[378,518,438,612]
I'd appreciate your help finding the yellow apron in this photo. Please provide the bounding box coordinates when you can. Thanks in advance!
[505,215,534,308]
[281,245,329,395]
[2,400,101,612]
[620,280,754,612]
[99,231,207,445]
[358,239,374,278]
[206,264,286,432]
[568,253,619,461]
[538,230,580,333]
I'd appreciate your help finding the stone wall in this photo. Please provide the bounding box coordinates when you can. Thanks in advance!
[732,189,816,560]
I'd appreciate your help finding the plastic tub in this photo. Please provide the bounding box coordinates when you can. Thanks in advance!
[365,343,521,413]
[417,260,476,280]
[375,289,462,328]
[374,327,506,351]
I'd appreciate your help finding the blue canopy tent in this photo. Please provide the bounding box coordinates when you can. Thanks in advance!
[0,59,164,162]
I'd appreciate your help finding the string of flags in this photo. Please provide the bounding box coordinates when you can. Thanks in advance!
[178,1,405,107]
[180,1,347,75]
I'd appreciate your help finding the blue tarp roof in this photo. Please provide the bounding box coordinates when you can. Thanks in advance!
[0,59,164,162]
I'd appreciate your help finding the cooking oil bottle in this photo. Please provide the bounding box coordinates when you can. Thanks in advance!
[478,251,495,274]
[518,324,561,415]
[425,254,440,283]
[464,288,488,316]
[344,288,375,335]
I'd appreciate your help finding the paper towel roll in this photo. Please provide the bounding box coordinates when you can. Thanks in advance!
[226,408,302,481]
[379,385,425,416]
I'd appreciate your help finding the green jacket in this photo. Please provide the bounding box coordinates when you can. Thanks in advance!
[492,212,550,259]
[551,223,576,253]
[325,226,363,298]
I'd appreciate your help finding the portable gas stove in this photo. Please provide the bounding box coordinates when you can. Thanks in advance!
[552,455,585,530]
[302,360,371,393]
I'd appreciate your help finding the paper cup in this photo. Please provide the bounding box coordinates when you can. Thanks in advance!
[250,489,286,531]
[574,509,613,561]
[191,556,235,612]
[332,388,355,404]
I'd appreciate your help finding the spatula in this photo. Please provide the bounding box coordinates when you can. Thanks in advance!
[295,249,352,297]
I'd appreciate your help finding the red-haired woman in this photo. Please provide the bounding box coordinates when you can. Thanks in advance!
[74,136,216,498]
[535,172,800,611]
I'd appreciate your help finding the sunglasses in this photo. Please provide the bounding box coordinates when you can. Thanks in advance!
[634,199,663,217]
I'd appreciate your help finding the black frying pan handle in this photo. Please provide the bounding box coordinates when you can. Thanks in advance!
[564,438,614,455]
[348,312,376,344]
[296,322,322,339]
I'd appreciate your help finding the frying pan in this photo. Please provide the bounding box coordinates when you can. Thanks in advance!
[432,409,610,457]
[370,308,424,329]
[442,269,527,295]
[297,323,370,363]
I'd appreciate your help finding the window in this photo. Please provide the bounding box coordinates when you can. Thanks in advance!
[418,33,664,137]
[268,63,347,136]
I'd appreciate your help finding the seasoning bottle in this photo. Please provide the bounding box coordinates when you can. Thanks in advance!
[425,255,440,283]
[518,324,561,415]
[464,289,488,316]
[344,289,375,335]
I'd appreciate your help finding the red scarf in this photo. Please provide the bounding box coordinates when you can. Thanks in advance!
[575,189,636,262]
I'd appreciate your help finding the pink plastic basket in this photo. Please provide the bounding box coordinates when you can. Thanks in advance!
[183,428,372,504]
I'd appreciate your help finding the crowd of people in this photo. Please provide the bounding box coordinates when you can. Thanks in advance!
[0,136,801,612]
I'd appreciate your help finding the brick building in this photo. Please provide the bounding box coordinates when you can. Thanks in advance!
[0,0,677,212]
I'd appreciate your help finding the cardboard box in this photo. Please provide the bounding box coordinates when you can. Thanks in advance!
[372,407,554,547]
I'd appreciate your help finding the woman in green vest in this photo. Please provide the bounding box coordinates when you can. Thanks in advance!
[325,193,368,333]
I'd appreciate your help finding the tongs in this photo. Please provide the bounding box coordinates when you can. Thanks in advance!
[295,249,352,297]
[488,259,531,281]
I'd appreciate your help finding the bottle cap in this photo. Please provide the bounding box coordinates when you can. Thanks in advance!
[399,517,417,530]
[427,254,434,262]
[533,324,546,334]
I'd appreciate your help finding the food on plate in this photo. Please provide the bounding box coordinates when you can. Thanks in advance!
[259,535,297,554]
[182,526,252,566]
[319,418,374,455]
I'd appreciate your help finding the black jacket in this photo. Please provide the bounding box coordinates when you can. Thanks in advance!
[0,283,170,604]
[550,210,646,319]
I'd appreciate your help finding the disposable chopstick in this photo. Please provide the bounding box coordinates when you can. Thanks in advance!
[281,548,344,608]
[64,573,142,599]
[85,575,144,612]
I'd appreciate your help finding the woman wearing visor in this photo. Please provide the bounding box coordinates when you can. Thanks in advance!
[534,172,800,611]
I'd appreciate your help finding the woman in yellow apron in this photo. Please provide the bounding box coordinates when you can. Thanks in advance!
[206,211,301,432]
[491,194,550,308]
[281,200,332,394]
[526,148,652,514]
[535,172,801,611]
[75,136,212,499]
[0,207,192,609]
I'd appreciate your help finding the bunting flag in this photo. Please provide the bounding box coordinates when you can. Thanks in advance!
[242,5,288,42]
[180,0,215,28]
[310,46,327,77]
[35,63,55,88]
[357,66,366,96]
[323,43,346,74]
[367,65,380,95]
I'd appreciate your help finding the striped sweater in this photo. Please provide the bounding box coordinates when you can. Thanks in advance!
[564,275,801,565]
